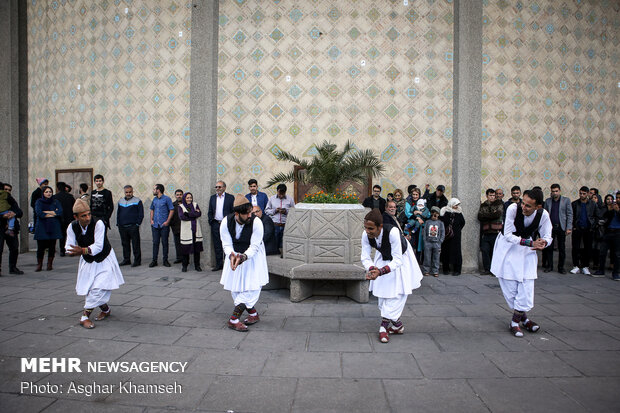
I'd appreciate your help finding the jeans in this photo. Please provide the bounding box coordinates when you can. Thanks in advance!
[598,231,620,275]
[151,225,170,262]
[542,224,566,271]
[572,227,592,268]
[274,225,285,249]
[119,224,141,264]
[173,232,182,261]
[423,242,441,274]
[210,221,224,267]
[480,233,498,271]
[0,230,19,270]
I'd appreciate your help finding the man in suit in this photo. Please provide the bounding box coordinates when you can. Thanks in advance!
[542,183,573,274]
[208,180,234,271]
[245,179,269,212]
[362,185,386,213]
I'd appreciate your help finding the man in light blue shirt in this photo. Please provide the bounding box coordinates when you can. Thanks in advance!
[149,184,174,268]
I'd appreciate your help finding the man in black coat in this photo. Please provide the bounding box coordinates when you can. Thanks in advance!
[54,182,76,256]
[362,185,386,213]
[207,180,234,271]
[252,206,279,255]
[425,184,449,210]
[0,183,24,275]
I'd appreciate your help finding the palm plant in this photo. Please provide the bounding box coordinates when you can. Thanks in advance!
[266,140,385,194]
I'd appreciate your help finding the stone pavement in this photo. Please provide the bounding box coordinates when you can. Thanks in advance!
[1,251,620,413]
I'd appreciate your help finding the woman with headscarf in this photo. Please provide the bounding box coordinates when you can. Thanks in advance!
[440,198,466,275]
[34,185,63,271]
[393,189,406,224]
[178,192,203,272]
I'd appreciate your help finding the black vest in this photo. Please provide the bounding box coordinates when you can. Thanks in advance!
[71,219,112,263]
[513,206,543,240]
[368,224,408,261]
[226,213,255,253]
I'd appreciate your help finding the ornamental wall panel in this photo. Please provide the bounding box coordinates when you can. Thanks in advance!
[28,0,192,200]
[218,0,454,196]
[482,0,619,198]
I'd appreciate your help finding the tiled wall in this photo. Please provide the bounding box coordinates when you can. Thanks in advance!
[482,0,619,199]
[217,0,454,196]
[28,0,192,199]
[26,0,618,203]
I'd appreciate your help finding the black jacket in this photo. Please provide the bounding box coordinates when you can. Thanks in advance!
[53,191,76,226]
[426,193,448,210]
[571,199,597,229]
[260,214,279,255]
[208,193,235,224]
[362,196,386,213]
[0,195,22,233]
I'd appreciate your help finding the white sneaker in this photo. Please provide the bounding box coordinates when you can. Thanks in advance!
[582,267,591,275]
[570,266,581,274]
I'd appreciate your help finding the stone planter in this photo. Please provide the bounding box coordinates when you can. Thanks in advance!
[266,203,370,302]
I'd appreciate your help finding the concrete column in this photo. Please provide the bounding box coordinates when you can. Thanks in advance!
[0,0,29,252]
[452,0,483,273]
[189,0,219,267]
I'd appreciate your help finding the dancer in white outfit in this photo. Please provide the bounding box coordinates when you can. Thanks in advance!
[491,188,552,337]
[65,199,124,329]
[220,195,269,332]
[361,209,423,343]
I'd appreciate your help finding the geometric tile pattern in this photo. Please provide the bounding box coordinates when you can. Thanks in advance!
[27,1,191,198]
[218,0,454,196]
[482,0,619,198]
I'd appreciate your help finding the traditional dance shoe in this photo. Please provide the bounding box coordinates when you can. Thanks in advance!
[388,325,404,334]
[80,319,95,329]
[244,314,260,325]
[228,320,248,332]
[509,324,523,337]
[522,320,540,333]
[94,310,111,321]
[379,330,390,343]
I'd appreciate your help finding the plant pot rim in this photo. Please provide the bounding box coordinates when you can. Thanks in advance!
[294,203,366,210]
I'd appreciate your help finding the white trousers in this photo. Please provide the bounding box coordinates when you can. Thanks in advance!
[232,289,261,308]
[498,278,535,312]
[84,288,111,309]
[378,294,408,320]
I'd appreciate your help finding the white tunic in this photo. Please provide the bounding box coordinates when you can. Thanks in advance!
[66,220,125,296]
[491,203,552,282]
[219,216,269,292]
[361,227,423,298]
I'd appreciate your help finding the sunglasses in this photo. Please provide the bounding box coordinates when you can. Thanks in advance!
[215,186,223,189]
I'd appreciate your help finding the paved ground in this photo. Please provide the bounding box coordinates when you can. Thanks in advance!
[1,249,620,413]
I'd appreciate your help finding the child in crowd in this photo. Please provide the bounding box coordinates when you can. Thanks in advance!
[422,207,445,277]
